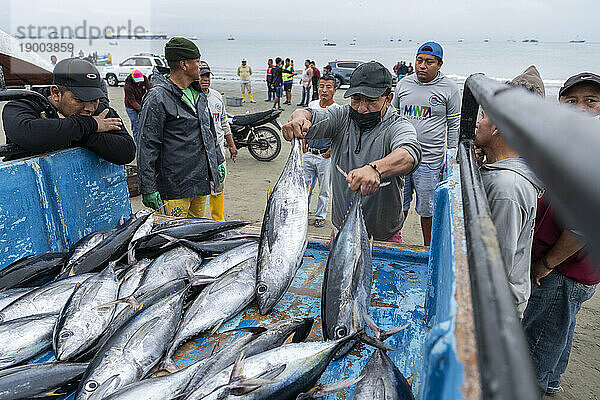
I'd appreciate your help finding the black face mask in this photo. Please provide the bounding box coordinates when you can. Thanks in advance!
[349,106,382,131]
[349,101,386,153]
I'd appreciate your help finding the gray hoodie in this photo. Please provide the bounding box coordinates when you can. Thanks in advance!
[392,72,461,164]
[306,105,421,240]
[480,158,544,317]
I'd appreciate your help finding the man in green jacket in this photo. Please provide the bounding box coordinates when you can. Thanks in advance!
[137,38,224,217]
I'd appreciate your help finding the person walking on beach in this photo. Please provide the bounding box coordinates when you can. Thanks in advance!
[237,59,255,103]
[310,61,320,101]
[137,37,225,216]
[522,72,600,397]
[282,61,422,242]
[303,74,339,227]
[271,57,284,110]
[298,59,313,107]
[392,41,461,246]
[198,61,238,221]
[407,63,414,75]
[398,61,408,80]
[265,59,275,102]
[124,69,151,143]
[282,58,296,105]
[476,66,545,319]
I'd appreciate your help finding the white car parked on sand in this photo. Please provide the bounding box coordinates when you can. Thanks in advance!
[103,53,167,86]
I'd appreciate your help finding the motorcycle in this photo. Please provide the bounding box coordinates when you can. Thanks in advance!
[228,109,282,162]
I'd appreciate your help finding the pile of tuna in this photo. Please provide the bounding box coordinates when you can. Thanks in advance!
[0,139,414,400]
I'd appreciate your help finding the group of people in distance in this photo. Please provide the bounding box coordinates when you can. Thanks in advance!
[1,36,598,398]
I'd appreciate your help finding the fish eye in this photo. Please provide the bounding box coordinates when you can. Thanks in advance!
[85,380,98,392]
[59,330,73,340]
[256,282,268,295]
[334,326,347,338]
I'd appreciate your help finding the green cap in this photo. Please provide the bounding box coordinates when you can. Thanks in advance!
[164,37,201,62]
[344,61,392,98]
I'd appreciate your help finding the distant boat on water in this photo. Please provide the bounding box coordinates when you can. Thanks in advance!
[458,38,464,42]
[227,35,235,41]
[483,38,490,42]
[323,42,336,47]
[349,37,357,45]
[570,36,585,43]
[523,38,539,43]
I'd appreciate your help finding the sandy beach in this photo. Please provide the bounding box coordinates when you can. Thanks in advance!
[0,78,597,399]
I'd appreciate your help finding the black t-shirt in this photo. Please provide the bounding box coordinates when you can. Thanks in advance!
[271,66,283,87]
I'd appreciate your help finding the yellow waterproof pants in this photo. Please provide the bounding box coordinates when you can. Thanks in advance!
[197,192,225,222]
[163,197,207,218]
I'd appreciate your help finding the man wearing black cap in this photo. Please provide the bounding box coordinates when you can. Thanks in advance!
[282,61,421,242]
[2,58,135,165]
[137,37,224,217]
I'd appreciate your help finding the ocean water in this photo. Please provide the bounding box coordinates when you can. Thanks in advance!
[45,38,600,97]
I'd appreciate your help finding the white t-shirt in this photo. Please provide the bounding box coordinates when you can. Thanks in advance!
[308,99,341,110]
[206,88,229,148]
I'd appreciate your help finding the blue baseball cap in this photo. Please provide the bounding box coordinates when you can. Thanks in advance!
[417,42,443,60]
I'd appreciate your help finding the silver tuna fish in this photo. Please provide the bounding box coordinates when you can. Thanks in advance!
[0,273,95,322]
[184,335,359,400]
[114,258,153,315]
[0,288,34,311]
[75,288,188,400]
[162,257,257,371]
[256,138,308,315]
[0,314,58,370]
[193,241,258,281]
[322,192,372,357]
[54,264,120,361]
[133,246,202,295]
[0,361,89,400]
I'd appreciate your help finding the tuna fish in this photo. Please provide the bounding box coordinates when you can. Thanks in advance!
[256,138,308,315]
[184,334,360,400]
[133,246,202,296]
[114,258,153,315]
[192,241,258,282]
[0,314,58,370]
[0,273,95,322]
[162,257,257,371]
[353,313,413,400]
[75,287,188,400]
[60,230,112,277]
[57,209,154,279]
[0,362,88,400]
[0,288,34,311]
[0,252,66,289]
[321,192,372,357]
[54,264,120,361]
[353,349,414,400]
[185,317,314,390]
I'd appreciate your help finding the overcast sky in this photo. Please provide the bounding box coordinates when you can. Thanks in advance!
[2,0,598,42]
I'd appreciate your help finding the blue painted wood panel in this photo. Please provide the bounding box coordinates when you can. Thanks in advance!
[0,148,132,269]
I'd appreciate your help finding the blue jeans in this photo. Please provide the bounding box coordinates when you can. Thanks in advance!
[126,108,140,143]
[403,160,444,217]
[522,271,597,393]
[303,152,331,220]
[301,86,311,106]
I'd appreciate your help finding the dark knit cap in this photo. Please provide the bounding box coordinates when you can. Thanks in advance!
[164,37,201,62]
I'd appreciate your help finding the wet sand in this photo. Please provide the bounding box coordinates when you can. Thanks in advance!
[1,80,598,399]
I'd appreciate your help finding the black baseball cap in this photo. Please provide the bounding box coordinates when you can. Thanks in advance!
[199,61,212,76]
[559,72,600,98]
[344,61,392,98]
[52,58,104,102]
